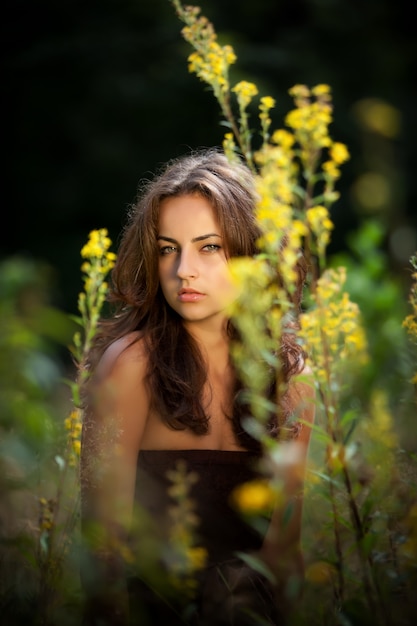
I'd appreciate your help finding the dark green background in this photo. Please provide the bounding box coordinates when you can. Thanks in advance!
[3,0,416,314]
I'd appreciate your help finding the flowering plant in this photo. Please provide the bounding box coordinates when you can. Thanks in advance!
[172,2,417,624]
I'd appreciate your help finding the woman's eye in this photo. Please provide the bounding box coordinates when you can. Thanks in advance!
[202,244,221,252]
[159,246,177,256]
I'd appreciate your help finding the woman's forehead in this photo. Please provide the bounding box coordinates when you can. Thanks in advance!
[158,194,221,235]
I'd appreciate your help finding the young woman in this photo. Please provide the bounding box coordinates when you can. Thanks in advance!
[80,148,315,625]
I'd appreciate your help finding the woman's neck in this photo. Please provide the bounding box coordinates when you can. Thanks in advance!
[184,318,231,372]
[184,316,228,347]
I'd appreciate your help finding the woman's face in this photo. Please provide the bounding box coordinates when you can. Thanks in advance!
[157,194,236,329]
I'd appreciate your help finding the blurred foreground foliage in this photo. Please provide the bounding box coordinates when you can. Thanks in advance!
[0,257,81,625]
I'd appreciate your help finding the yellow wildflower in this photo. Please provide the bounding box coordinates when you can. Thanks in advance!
[271,129,295,149]
[306,205,333,232]
[224,45,237,65]
[305,561,337,584]
[166,458,205,594]
[228,257,272,307]
[285,86,334,161]
[187,546,208,570]
[174,1,236,99]
[285,108,304,131]
[306,205,334,256]
[72,440,81,455]
[232,479,277,515]
[403,316,417,337]
[232,80,258,109]
[260,95,275,110]
[65,408,82,464]
[329,142,350,165]
[288,84,310,101]
[256,197,292,232]
[363,389,398,450]
[299,267,368,386]
[311,84,331,97]
[258,96,276,143]
[81,228,112,259]
[322,160,341,180]
[326,442,345,473]
[292,219,308,237]
[39,498,55,533]
[222,132,238,163]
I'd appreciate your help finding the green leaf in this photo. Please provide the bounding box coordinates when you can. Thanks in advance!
[340,409,359,428]
[310,470,343,487]
[360,532,377,557]
[39,530,49,554]
[234,552,276,585]
[55,455,66,471]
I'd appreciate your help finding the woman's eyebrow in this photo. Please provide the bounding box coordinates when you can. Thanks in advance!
[157,233,222,243]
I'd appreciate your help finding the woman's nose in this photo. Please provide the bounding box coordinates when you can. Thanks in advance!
[176,248,198,279]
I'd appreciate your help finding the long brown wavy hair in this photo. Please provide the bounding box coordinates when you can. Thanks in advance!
[80,148,307,451]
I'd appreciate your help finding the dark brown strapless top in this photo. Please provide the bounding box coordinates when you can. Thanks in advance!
[128,450,283,625]
[135,449,268,565]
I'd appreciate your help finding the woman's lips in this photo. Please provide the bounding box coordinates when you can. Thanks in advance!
[178,289,205,302]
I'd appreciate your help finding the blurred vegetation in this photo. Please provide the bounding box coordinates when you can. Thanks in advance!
[0,257,79,624]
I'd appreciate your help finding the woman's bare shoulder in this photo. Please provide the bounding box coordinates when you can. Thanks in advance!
[95,331,148,381]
